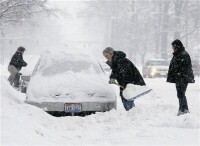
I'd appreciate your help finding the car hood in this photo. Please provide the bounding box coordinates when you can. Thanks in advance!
[26,72,116,102]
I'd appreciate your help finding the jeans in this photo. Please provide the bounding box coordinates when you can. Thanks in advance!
[120,88,134,111]
[175,82,189,112]
[8,65,20,87]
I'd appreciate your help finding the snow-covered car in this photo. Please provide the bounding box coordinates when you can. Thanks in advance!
[19,55,40,93]
[99,60,111,75]
[142,59,169,78]
[25,51,117,116]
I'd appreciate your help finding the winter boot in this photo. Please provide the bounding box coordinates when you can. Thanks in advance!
[177,110,190,116]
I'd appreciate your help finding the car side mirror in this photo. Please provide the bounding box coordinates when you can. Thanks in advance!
[21,75,30,81]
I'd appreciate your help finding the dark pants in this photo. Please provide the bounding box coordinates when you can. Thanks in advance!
[8,65,21,87]
[120,88,134,111]
[175,82,189,112]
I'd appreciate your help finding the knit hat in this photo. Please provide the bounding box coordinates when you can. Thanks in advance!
[17,46,25,52]
[171,39,184,49]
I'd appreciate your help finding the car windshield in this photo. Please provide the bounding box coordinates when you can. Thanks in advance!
[40,60,102,76]
[146,60,168,66]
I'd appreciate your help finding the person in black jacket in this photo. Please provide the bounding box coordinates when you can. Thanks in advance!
[167,39,195,116]
[103,47,146,111]
[8,46,27,88]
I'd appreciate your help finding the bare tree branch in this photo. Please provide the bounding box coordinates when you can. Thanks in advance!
[0,0,55,26]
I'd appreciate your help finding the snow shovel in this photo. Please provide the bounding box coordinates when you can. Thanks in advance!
[126,89,152,101]
[111,82,152,100]
[111,82,125,89]
[123,84,152,101]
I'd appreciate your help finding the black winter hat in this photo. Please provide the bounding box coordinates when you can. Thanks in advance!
[171,39,184,48]
[17,46,25,52]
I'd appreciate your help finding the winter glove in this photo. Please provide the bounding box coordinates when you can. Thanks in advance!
[109,78,117,84]
[22,62,27,67]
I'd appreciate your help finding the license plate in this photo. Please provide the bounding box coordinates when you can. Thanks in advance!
[64,103,82,113]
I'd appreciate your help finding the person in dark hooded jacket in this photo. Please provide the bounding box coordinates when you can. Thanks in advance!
[167,39,195,116]
[8,46,27,87]
[103,47,146,111]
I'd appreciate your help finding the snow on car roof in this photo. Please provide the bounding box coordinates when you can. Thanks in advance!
[40,50,97,64]
[26,50,116,102]
[35,50,101,74]
[20,55,40,75]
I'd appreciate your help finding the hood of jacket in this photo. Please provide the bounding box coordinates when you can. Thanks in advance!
[112,51,126,61]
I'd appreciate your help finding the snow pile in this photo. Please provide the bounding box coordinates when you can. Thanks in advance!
[0,62,9,77]
[133,91,199,129]
[27,72,116,102]
[26,51,116,102]
[1,76,199,145]
[1,76,24,104]
[20,55,40,75]
[1,76,55,145]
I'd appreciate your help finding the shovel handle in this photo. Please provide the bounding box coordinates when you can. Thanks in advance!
[113,83,125,89]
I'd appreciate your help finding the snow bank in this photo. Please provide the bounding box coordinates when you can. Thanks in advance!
[1,76,55,145]
[0,63,9,77]
[1,77,199,145]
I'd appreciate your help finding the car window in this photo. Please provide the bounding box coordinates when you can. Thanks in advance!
[146,61,168,66]
[41,60,102,76]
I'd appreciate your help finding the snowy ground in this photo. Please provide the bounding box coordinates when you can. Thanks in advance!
[1,63,200,146]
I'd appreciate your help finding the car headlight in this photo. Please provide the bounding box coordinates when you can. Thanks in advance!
[150,68,157,76]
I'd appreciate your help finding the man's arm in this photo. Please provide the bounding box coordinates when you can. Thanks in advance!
[117,58,132,87]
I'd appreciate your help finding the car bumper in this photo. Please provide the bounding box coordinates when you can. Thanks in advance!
[25,100,117,112]
[148,71,168,77]
[155,71,167,76]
